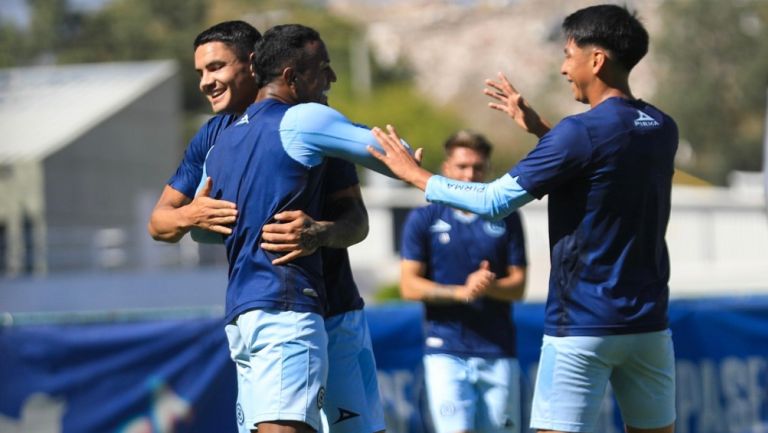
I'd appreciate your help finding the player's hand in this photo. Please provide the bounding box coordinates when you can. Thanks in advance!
[369,125,431,190]
[187,177,237,235]
[261,210,322,265]
[460,260,495,303]
[483,72,551,138]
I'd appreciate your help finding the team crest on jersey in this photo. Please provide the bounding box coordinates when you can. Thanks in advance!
[483,221,506,237]
[634,110,659,128]
[438,232,451,244]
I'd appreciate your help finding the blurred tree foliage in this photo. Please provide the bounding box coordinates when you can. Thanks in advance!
[654,0,768,184]
[0,0,460,173]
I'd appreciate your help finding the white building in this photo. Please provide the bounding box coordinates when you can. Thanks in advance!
[0,60,181,275]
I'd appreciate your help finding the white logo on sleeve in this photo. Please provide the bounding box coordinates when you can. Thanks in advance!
[634,110,660,128]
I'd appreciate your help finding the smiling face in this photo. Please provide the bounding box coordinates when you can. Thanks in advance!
[560,38,597,104]
[194,41,258,114]
[292,39,337,105]
[442,147,489,183]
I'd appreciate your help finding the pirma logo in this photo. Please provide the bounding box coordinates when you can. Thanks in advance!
[333,408,360,425]
[634,110,660,128]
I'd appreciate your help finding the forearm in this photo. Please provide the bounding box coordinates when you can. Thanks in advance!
[425,174,534,220]
[148,205,192,243]
[484,277,525,302]
[401,275,465,304]
[313,202,369,249]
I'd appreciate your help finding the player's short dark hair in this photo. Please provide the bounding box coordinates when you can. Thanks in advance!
[562,4,649,72]
[193,20,261,62]
[444,130,493,158]
[253,24,322,87]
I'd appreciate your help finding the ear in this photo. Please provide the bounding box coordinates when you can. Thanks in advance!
[592,49,607,74]
[282,67,296,86]
[249,52,256,77]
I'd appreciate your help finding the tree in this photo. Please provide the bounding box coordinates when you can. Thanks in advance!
[655,0,768,184]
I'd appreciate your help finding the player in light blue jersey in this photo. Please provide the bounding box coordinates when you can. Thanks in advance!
[369,5,677,433]
[201,25,398,433]
[400,130,527,433]
[147,22,384,433]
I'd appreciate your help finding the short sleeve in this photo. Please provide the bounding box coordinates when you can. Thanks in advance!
[323,157,359,195]
[167,114,234,197]
[504,212,527,267]
[400,207,430,262]
[509,117,592,199]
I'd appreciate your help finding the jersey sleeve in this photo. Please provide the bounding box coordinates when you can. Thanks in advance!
[323,157,359,195]
[167,114,234,198]
[504,212,527,267]
[279,103,399,177]
[509,117,592,199]
[424,173,535,220]
[400,208,430,262]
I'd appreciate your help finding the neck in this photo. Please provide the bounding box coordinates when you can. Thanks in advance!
[260,82,296,105]
[587,73,633,107]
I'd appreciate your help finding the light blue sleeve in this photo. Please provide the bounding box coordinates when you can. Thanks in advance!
[190,147,224,244]
[424,174,535,220]
[279,103,401,177]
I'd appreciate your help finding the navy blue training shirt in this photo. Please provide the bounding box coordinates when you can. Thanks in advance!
[401,205,527,357]
[509,97,678,336]
[167,109,367,319]
[203,100,391,322]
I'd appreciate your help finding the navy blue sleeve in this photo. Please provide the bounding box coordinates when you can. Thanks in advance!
[400,208,429,262]
[509,117,592,199]
[168,114,234,198]
[324,158,359,195]
[504,212,527,267]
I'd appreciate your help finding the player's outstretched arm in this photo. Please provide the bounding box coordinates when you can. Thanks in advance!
[281,103,421,179]
[260,185,369,266]
[370,126,535,220]
[484,72,551,138]
[148,179,237,243]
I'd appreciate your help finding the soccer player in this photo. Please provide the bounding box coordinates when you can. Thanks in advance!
[369,5,677,433]
[400,130,527,433]
[199,24,398,433]
[147,22,384,433]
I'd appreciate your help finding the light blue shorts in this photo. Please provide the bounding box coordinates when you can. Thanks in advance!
[530,329,676,432]
[225,309,328,432]
[322,309,386,433]
[424,353,521,433]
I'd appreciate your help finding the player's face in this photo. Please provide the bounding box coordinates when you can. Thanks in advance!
[294,39,337,105]
[442,147,489,183]
[194,41,258,114]
[560,38,595,104]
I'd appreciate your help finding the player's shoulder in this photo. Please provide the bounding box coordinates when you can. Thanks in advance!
[285,102,342,119]
[204,113,238,130]
[405,203,439,224]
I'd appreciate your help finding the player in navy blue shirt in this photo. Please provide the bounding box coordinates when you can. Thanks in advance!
[370,5,677,433]
[400,131,527,433]
[201,25,396,433]
[148,21,258,242]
